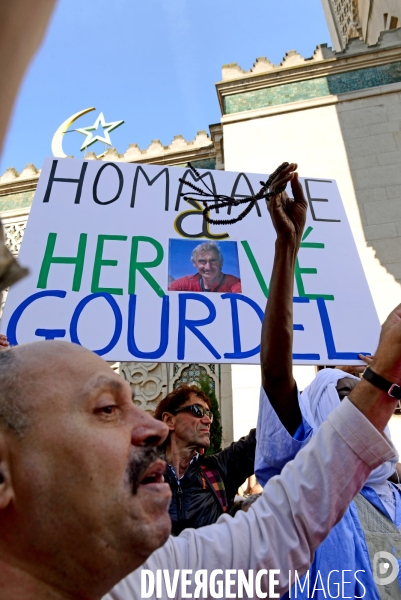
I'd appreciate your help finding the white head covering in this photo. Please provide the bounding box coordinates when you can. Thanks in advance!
[300,369,398,486]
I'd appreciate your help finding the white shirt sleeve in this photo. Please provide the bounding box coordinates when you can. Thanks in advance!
[104,398,396,600]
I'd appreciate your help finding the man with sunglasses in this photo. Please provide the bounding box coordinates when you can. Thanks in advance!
[154,385,256,534]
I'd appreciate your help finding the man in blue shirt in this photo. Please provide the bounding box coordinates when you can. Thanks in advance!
[256,163,401,599]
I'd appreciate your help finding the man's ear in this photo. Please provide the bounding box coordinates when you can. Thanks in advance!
[0,433,14,510]
[161,412,176,431]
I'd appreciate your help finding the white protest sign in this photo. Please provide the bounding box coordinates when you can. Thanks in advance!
[1,157,380,364]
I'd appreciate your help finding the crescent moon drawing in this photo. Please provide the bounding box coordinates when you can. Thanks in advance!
[51,107,96,158]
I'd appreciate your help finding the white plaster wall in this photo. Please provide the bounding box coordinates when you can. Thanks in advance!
[223,86,401,434]
[335,86,401,309]
[231,364,317,443]
[231,365,260,441]
[320,0,342,51]
[358,0,401,44]
[322,0,401,48]
[223,91,401,321]
[293,365,317,392]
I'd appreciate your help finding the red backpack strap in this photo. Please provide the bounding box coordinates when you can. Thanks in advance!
[200,464,228,512]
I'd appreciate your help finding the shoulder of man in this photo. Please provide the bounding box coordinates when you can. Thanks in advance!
[169,273,200,291]
[203,429,256,473]
[223,273,242,292]
[224,273,240,283]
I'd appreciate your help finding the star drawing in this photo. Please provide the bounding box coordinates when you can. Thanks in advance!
[75,112,124,151]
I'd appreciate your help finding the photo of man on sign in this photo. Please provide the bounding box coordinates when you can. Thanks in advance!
[168,240,242,293]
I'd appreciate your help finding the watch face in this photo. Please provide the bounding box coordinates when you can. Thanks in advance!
[388,384,401,400]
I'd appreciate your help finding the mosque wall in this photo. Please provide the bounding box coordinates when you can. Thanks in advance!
[321,0,401,50]
[217,29,401,419]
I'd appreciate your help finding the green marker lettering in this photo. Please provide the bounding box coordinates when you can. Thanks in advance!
[91,235,128,295]
[129,236,165,297]
[37,232,87,292]
[296,227,334,299]
[241,240,269,298]
[295,257,334,300]
[300,226,325,249]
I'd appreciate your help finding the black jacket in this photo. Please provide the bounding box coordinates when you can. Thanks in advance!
[165,429,256,535]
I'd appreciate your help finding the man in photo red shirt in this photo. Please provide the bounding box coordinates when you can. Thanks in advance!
[168,242,241,293]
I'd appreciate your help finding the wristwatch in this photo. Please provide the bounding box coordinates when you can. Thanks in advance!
[362,366,401,399]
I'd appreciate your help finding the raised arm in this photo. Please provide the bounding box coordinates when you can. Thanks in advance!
[348,303,401,430]
[261,163,307,434]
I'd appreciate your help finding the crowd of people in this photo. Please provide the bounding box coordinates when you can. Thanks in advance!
[1,160,401,600]
[0,2,401,599]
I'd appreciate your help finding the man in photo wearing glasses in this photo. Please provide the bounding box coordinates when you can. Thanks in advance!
[154,385,256,535]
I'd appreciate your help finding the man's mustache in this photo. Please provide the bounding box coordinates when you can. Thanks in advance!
[127,446,166,495]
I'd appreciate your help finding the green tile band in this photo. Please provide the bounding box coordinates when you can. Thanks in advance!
[175,158,216,170]
[224,61,401,114]
[0,190,35,212]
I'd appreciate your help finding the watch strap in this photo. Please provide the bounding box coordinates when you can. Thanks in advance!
[362,366,401,400]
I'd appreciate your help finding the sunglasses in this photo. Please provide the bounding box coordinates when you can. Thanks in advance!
[174,404,214,422]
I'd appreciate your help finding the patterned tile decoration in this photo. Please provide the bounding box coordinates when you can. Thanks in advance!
[328,0,359,49]
[190,158,216,171]
[175,158,216,170]
[174,363,215,392]
[0,190,35,212]
[224,61,401,114]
